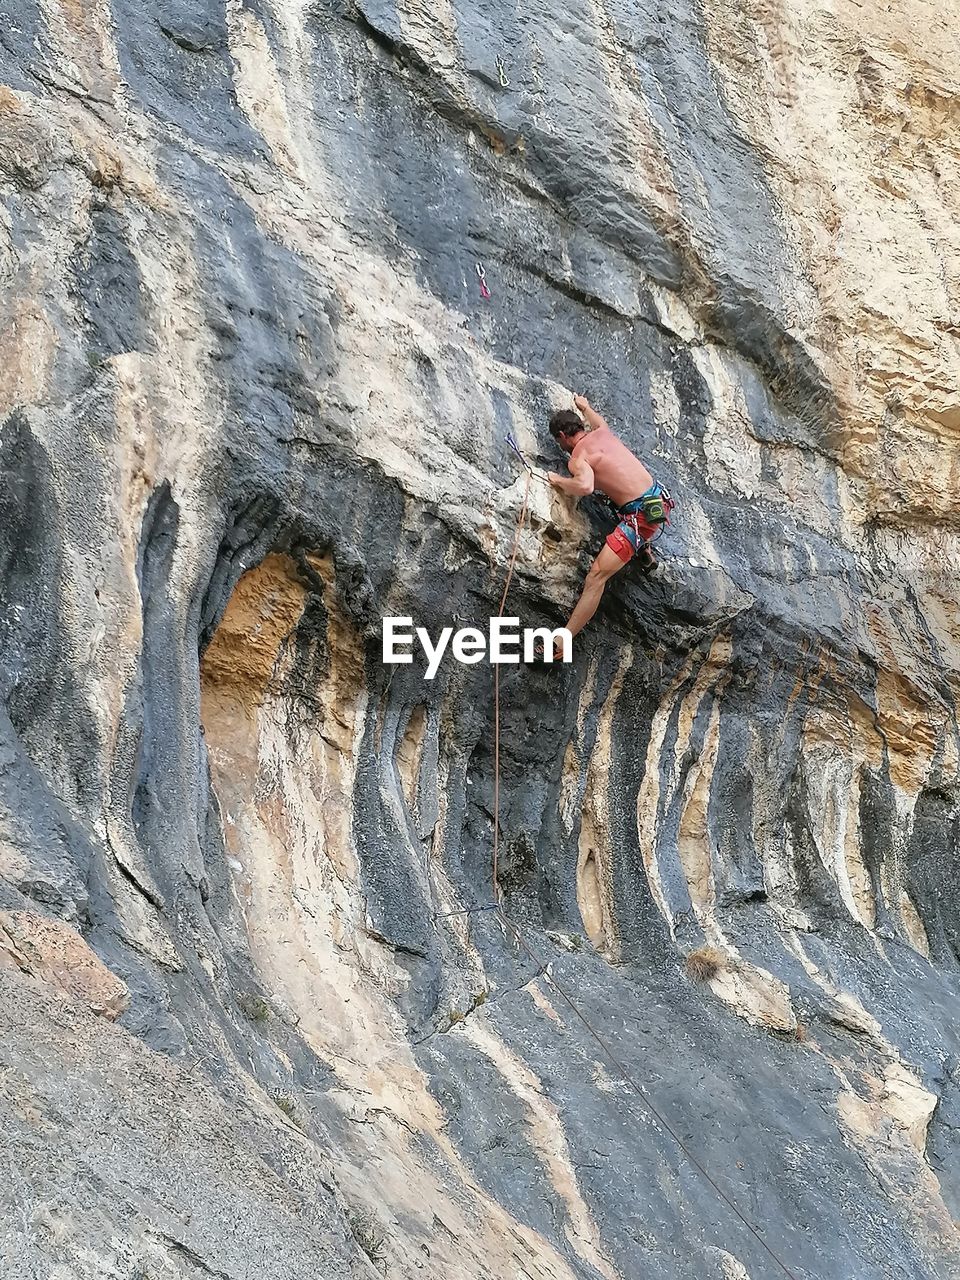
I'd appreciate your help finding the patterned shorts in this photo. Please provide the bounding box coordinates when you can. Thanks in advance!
[605,509,660,564]
[604,485,673,564]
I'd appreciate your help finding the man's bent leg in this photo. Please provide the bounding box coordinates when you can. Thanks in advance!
[564,545,629,641]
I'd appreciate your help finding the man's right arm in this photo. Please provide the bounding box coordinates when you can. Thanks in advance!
[574,394,610,433]
[549,451,595,497]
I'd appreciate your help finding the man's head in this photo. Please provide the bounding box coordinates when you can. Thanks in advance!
[549,409,586,454]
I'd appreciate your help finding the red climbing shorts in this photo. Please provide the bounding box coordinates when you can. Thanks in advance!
[605,509,660,564]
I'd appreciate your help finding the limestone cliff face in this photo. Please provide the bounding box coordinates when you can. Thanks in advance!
[2,2,960,1278]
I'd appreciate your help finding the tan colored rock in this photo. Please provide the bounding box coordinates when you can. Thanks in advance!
[702,0,960,519]
[836,1063,956,1261]
[709,959,798,1034]
[717,1251,751,1280]
[200,553,308,706]
[879,1061,939,1155]
[576,647,632,954]
[0,911,129,1020]
[0,0,958,1274]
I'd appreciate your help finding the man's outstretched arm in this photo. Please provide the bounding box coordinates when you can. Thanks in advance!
[549,451,594,497]
[574,394,610,432]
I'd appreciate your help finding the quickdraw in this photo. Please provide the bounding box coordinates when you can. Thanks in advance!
[476,261,491,300]
[496,56,509,88]
[506,432,549,483]
[506,432,528,470]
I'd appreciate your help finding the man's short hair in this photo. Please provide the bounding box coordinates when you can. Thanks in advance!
[549,409,584,439]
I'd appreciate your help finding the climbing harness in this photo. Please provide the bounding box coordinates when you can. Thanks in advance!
[476,261,491,300]
[621,482,675,528]
[611,483,675,556]
[485,486,800,1280]
[495,55,510,88]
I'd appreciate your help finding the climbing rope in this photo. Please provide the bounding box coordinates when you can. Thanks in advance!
[488,481,801,1280]
[492,469,532,895]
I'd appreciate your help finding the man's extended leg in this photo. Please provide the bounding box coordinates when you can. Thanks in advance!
[563,544,629,641]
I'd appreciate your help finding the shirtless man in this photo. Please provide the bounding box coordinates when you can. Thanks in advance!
[547,394,672,649]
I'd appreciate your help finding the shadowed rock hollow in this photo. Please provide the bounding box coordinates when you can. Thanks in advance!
[2,2,960,1278]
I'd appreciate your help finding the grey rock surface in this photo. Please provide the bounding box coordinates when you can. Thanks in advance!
[1,1,959,1278]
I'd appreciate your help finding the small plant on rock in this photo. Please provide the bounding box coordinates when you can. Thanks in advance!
[238,992,270,1023]
[684,945,726,982]
[347,1209,386,1269]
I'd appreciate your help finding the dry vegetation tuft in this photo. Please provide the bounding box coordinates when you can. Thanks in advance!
[684,946,726,982]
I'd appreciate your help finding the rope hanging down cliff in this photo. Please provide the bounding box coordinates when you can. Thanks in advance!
[489,474,800,1280]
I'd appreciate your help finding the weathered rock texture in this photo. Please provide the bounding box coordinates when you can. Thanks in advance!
[1,2,959,1278]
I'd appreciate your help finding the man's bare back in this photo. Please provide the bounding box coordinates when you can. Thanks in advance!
[544,393,673,653]
[569,425,653,508]
[547,396,654,507]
